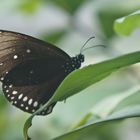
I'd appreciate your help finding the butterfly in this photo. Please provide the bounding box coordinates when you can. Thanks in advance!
[0,30,85,115]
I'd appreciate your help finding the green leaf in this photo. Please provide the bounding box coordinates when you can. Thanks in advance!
[114,10,140,36]
[53,83,140,140]
[72,86,140,129]
[54,87,140,140]
[97,9,128,38]
[23,100,52,140]
[112,88,140,113]
[23,51,140,140]
[53,105,140,140]
[51,51,140,103]
[23,115,34,140]
[91,87,140,118]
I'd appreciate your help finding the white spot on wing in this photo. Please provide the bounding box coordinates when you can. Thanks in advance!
[1,77,4,81]
[12,91,18,95]
[28,99,33,105]
[6,71,8,74]
[32,109,35,113]
[11,96,14,100]
[25,107,29,110]
[6,90,9,93]
[13,55,18,59]
[26,49,31,53]
[18,94,23,99]
[0,63,3,66]
[14,101,17,104]
[33,101,38,107]
[23,96,28,102]
[9,84,13,88]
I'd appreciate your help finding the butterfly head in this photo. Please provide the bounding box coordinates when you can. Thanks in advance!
[70,54,84,71]
[77,54,84,63]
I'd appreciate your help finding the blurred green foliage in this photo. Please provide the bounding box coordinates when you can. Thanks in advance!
[0,0,140,140]
[18,0,87,15]
[49,0,87,14]
[41,30,67,44]
[98,8,140,39]
[18,0,41,14]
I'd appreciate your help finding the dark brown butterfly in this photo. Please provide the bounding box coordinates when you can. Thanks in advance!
[0,30,85,115]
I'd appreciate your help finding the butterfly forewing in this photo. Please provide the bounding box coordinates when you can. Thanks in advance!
[0,30,72,115]
[0,30,71,79]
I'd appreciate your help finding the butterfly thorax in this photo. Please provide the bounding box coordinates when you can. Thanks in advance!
[63,54,84,74]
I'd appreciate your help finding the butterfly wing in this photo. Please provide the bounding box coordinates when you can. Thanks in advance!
[0,30,71,115]
[0,30,70,79]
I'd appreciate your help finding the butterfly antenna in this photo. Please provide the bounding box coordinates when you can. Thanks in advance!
[80,36,95,54]
[80,37,105,54]
[81,44,106,53]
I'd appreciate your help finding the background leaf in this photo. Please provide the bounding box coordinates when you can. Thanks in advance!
[114,10,140,36]
[97,9,128,39]
[53,105,140,140]
[72,86,140,129]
